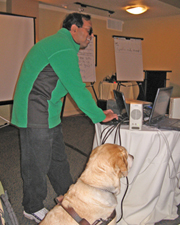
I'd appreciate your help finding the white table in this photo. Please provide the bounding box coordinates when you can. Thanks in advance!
[93,124,180,225]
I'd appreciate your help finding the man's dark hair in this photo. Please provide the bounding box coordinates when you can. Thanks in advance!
[62,13,91,30]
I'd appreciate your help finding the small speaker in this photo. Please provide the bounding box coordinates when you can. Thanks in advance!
[129,104,143,130]
[169,97,180,119]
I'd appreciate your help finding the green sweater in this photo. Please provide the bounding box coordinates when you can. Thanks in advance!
[11,28,105,128]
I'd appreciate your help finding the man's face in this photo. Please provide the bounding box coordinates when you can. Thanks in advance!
[71,18,94,49]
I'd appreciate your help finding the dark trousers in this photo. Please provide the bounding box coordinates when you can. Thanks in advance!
[19,124,73,213]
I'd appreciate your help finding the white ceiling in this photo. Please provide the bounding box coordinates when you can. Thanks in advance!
[37,0,180,21]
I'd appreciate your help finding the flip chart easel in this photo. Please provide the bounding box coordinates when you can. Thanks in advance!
[113,35,144,99]
[113,35,144,82]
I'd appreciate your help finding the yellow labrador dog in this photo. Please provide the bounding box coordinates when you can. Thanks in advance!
[40,143,133,225]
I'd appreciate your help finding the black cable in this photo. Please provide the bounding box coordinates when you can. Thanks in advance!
[101,117,129,145]
[114,123,122,145]
[100,118,129,224]
[114,117,129,145]
[114,120,125,144]
[100,120,130,223]
[101,124,118,144]
[116,176,129,223]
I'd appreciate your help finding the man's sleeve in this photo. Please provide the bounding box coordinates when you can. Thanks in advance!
[49,49,106,123]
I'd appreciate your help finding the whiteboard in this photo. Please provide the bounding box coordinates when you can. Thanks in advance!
[113,36,144,81]
[78,36,96,83]
[0,13,35,102]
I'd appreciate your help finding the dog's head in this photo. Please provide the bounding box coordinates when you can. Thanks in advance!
[80,143,133,195]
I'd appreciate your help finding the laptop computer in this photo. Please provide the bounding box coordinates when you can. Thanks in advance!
[146,86,180,131]
[100,90,129,125]
[113,90,130,121]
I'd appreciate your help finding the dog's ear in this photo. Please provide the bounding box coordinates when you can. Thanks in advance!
[109,146,128,177]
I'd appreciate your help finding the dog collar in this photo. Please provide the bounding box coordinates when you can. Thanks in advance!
[56,196,116,225]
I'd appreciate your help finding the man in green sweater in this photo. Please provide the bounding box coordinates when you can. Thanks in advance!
[11,12,118,223]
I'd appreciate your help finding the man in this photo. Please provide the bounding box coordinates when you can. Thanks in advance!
[11,13,118,223]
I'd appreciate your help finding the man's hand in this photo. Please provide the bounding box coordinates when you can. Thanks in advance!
[102,109,118,123]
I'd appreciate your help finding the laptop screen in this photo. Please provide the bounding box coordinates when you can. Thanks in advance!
[113,90,129,119]
[149,86,173,124]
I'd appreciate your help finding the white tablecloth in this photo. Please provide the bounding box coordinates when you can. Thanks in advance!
[93,124,180,225]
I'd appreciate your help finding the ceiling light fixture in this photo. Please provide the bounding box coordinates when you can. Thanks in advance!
[126,6,148,15]
[74,2,114,15]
